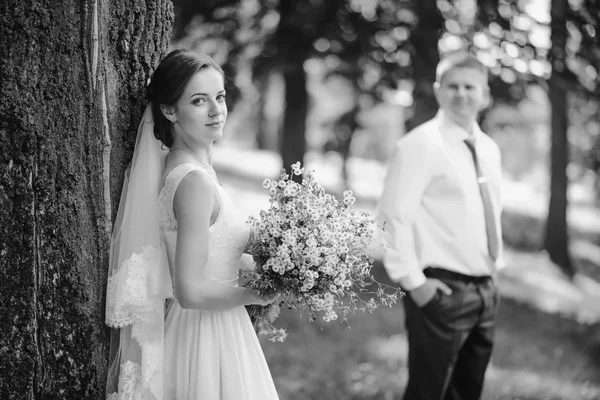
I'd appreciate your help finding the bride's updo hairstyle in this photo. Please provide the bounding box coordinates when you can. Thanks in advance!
[146,49,224,147]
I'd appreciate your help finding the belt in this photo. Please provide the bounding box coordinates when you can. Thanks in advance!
[424,267,492,284]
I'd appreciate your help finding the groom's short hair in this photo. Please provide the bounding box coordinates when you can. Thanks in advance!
[436,52,488,84]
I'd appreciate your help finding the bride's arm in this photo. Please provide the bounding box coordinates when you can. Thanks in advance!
[243,224,255,255]
[173,171,268,310]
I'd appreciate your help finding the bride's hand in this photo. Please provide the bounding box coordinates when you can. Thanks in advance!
[244,225,256,255]
[248,290,280,306]
[238,253,256,272]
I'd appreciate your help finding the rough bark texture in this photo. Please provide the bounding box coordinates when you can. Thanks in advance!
[0,1,173,398]
[545,0,575,277]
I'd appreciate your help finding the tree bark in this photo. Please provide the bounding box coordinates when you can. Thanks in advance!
[406,0,443,132]
[545,0,576,277]
[0,1,173,398]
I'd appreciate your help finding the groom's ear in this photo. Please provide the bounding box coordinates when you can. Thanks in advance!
[433,81,441,105]
[481,84,491,110]
[160,105,177,123]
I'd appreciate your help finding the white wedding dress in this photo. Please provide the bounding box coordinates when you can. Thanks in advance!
[158,163,279,400]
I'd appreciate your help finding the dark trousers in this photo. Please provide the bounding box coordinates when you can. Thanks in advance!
[403,267,499,400]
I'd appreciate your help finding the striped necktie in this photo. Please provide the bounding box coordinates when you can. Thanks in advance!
[464,138,500,264]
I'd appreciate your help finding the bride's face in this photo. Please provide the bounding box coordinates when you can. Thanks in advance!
[170,67,227,143]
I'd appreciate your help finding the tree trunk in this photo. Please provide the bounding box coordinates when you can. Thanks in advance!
[0,1,173,398]
[280,66,309,174]
[275,0,315,175]
[544,0,576,278]
[255,73,272,150]
[406,0,443,132]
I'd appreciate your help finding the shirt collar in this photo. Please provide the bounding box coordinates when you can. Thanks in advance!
[435,110,483,144]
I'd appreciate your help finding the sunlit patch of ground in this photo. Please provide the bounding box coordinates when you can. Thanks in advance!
[499,249,600,323]
[484,366,600,400]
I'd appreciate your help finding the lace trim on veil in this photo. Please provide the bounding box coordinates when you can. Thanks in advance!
[105,341,162,400]
[106,245,167,399]
[106,360,154,400]
[106,245,165,327]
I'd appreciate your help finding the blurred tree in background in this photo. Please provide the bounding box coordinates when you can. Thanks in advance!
[547,0,574,276]
[258,0,341,178]
[171,0,444,168]
[406,0,445,130]
[172,0,600,276]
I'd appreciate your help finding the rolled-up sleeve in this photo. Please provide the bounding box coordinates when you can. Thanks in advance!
[377,138,432,290]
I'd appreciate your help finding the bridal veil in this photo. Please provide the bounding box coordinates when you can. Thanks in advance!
[105,106,172,399]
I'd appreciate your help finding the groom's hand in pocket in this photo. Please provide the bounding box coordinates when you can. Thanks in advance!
[409,278,452,308]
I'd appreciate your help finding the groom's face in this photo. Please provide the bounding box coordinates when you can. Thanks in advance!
[434,67,489,124]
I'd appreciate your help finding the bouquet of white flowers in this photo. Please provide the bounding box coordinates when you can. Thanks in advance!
[243,162,402,342]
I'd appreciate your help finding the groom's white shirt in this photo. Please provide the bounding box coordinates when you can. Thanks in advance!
[377,111,504,290]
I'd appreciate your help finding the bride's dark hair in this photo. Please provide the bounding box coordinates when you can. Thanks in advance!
[146,49,224,147]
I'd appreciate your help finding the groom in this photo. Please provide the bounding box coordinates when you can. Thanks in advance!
[378,52,504,400]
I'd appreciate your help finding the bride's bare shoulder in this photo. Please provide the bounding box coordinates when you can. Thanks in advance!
[163,151,188,178]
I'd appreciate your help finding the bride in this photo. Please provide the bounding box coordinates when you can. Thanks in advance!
[105,49,279,400]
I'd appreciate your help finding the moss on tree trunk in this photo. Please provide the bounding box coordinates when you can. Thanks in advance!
[0,1,173,398]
